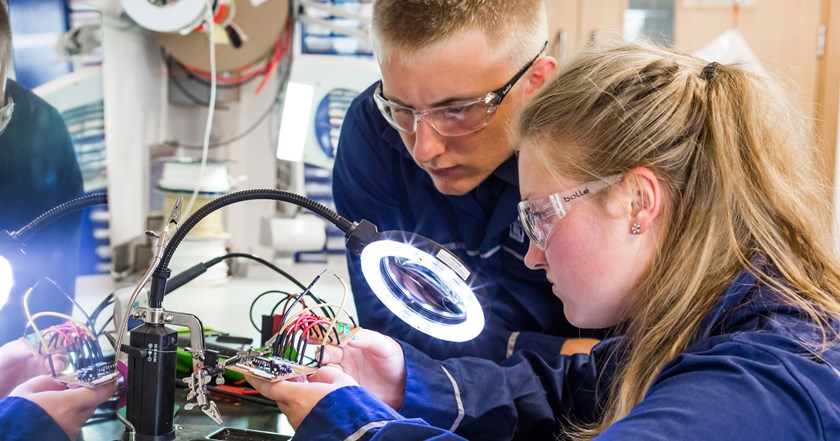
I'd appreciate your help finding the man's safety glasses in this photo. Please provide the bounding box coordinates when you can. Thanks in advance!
[0,95,12,136]
[373,42,547,137]
[518,174,623,250]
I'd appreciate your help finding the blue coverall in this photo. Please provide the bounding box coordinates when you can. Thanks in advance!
[0,396,69,440]
[292,264,840,440]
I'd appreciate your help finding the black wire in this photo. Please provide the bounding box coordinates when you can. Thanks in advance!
[249,289,293,333]
[89,292,115,338]
[211,253,308,291]
[162,96,280,150]
[159,191,353,273]
[38,277,96,332]
[168,66,217,107]
[165,52,271,90]
[276,271,324,338]
[296,337,307,365]
[268,294,295,318]
[89,292,114,326]
[272,330,284,357]
[317,341,325,367]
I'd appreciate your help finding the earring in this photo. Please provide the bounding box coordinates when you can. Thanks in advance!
[631,223,641,235]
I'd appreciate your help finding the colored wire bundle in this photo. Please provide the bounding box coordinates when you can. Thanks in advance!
[267,274,354,367]
[271,312,330,365]
[22,284,108,377]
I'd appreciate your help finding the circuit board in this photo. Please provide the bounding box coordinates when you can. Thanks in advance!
[20,324,118,389]
[55,362,120,388]
[226,356,317,382]
[306,321,360,346]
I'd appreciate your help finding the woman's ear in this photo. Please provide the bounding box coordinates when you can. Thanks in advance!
[524,56,558,97]
[625,167,662,235]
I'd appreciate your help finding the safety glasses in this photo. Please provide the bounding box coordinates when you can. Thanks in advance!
[0,96,12,136]
[518,174,623,250]
[373,41,547,137]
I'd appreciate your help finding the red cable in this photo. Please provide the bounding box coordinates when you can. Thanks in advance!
[175,18,293,92]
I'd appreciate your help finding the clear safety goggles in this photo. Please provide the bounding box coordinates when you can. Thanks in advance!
[518,174,623,250]
[0,95,12,136]
[373,42,547,137]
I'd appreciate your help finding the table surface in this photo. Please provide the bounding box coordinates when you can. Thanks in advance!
[75,257,354,440]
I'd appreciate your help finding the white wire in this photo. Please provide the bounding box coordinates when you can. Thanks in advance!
[321,274,349,347]
[112,4,217,362]
[180,1,218,223]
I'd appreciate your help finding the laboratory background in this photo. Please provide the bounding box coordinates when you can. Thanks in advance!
[0,0,838,440]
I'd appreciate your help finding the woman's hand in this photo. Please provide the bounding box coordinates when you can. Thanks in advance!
[320,328,407,409]
[247,365,357,429]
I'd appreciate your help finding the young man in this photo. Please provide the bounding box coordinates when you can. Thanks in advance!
[334,0,601,361]
[0,0,83,344]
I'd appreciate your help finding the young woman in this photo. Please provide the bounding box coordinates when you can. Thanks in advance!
[248,42,840,441]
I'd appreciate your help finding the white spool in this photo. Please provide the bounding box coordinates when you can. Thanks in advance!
[157,158,233,238]
[158,158,232,194]
[120,0,207,34]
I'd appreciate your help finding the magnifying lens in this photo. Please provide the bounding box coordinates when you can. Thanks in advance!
[359,230,486,342]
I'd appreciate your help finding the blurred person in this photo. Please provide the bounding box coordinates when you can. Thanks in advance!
[0,0,84,344]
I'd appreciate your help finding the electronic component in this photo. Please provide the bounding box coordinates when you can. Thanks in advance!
[306,320,359,346]
[226,353,317,382]
[56,361,119,388]
[20,321,118,389]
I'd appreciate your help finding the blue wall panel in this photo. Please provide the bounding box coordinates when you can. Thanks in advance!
[8,0,71,89]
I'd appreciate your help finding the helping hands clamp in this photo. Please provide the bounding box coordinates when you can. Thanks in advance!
[131,307,225,425]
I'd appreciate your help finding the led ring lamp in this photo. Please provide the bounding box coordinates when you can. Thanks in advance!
[359,231,485,341]
[150,189,486,341]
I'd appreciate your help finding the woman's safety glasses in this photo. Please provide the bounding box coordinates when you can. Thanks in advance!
[518,174,623,250]
[373,42,547,137]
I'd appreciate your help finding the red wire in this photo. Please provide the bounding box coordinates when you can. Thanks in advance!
[176,18,293,92]
[43,328,74,347]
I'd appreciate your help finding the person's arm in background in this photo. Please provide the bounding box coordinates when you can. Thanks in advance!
[333,89,518,361]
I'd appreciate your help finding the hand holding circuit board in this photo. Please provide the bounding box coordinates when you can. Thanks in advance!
[242,328,407,431]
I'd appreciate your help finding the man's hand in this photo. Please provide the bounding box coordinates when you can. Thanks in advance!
[320,328,406,409]
[10,375,118,441]
[247,366,357,429]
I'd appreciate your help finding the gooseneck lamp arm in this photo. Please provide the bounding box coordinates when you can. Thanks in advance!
[148,188,370,308]
[10,193,108,243]
[0,193,108,311]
